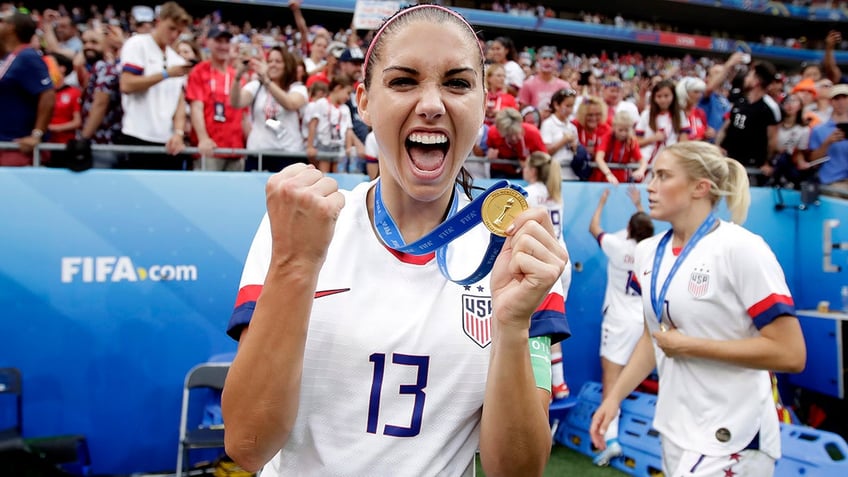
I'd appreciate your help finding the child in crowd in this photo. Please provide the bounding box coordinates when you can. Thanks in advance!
[636,79,690,167]
[592,111,646,183]
[305,76,355,172]
[540,88,579,180]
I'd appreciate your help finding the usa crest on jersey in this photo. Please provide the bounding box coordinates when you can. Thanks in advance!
[462,294,493,348]
[688,268,710,298]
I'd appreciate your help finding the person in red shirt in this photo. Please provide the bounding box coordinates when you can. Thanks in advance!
[47,53,82,146]
[486,107,547,178]
[573,95,611,159]
[484,63,517,126]
[591,110,646,183]
[185,26,246,171]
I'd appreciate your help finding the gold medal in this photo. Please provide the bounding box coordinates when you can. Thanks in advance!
[659,322,669,332]
[481,188,529,237]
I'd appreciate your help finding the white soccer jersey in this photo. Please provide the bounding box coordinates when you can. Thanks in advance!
[525,182,572,298]
[635,109,691,164]
[120,34,187,143]
[229,181,568,476]
[633,221,794,460]
[598,230,642,324]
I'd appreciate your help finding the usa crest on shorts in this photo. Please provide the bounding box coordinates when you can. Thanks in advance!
[688,266,710,298]
[462,294,493,348]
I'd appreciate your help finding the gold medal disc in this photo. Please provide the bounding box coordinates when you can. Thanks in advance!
[481,188,529,237]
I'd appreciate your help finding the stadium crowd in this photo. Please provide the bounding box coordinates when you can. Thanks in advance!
[0,0,847,192]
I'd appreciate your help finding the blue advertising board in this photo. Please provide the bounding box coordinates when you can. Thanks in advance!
[1,168,846,474]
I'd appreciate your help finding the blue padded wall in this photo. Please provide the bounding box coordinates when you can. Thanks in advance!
[0,169,844,474]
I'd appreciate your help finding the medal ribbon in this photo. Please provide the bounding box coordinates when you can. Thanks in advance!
[650,213,717,323]
[373,179,526,285]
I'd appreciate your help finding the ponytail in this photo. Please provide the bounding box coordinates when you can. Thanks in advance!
[724,157,751,225]
[526,151,561,202]
[665,142,751,225]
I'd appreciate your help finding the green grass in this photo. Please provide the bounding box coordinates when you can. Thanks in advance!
[476,444,628,476]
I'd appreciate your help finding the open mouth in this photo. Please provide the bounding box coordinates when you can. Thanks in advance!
[406,132,450,177]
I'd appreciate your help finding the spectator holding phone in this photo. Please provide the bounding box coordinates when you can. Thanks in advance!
[118,1,193,169]
[230,45,308,172]
[809,84,848,194]
[186,26,247,171]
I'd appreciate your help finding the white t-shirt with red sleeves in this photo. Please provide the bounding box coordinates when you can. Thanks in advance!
[120,33,187,143]
[227,181,569,476]
[634,221,794,459]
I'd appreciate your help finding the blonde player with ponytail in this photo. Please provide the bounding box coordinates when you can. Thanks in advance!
[523,152,572,400]
[590,142,805,476]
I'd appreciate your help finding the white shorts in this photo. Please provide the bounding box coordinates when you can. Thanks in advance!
[600,315,643,366]
[661,438,775,477]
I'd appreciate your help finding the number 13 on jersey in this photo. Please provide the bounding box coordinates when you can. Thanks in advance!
[367,353,430,437]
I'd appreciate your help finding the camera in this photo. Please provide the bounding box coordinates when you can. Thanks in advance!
[265,118,286,139]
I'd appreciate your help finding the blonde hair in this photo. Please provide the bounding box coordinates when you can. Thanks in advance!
[611,110,634,129]
[575,96,607,126]
[158,2,191,26]
[526,151,562,202]
[494,107,523,137]
[664,142,750,224]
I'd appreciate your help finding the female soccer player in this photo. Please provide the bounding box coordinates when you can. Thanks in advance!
[222,5,570,476]
[588,185,654,465]
[590,141,805,476]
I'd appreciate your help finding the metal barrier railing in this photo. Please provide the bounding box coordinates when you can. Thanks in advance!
[0,141,528,171]
[4,141,843,198]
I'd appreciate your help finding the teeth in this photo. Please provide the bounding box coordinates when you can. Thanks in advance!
[408,133,448,145]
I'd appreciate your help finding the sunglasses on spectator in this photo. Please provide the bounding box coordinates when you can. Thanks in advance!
[557,88,577,97]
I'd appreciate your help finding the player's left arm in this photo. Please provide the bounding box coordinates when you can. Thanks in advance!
[480,207,568,477]
[653,235,806,373]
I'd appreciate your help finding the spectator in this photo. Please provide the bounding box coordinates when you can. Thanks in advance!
[230,45,308,172]
[601,77,639,128]
[41,9,82,60]
[718,61,782,186]
[131,5,155,34]
[186,26,247,171]
[699,52,745,142]
[636,79,690,168]
[594,110,646,183]
[306,41,344,87]
[46,53,82,147]
[809,84,848,194]
[486,107,547,178]
[517,46,569,119]
[805,78,834,126]
[573,95,611,160]
[337,47,369,169]
[305,76,355,173]
[484,63,517,126]
[773,93,813,188]
[118,1,193,170]
[540,87,580,180]
[78,25,123,169]
[0,9,55,166]
[676,76,707,141]
[488,36,525,95]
